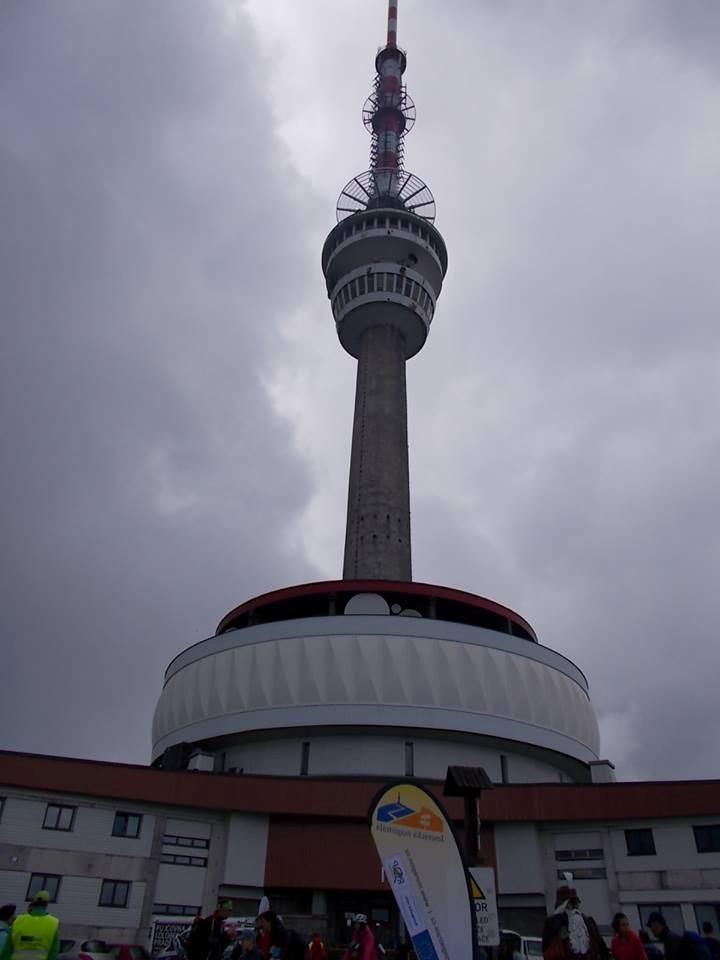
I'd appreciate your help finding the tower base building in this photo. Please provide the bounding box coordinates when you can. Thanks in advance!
[152,581,602,784]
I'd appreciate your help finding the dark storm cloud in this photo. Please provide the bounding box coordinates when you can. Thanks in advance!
[0,1,318,761]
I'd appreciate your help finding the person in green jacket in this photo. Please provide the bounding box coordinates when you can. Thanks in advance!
[2,891,60,960]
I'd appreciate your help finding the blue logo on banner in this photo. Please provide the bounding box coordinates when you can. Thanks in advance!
[412,930,440,960]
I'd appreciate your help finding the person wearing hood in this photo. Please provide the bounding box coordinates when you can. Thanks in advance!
[542,885,609,960]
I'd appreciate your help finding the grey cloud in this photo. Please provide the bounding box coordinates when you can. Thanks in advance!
[1,1,318,762]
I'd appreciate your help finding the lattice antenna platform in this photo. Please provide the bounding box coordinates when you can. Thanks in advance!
[334,0,437,223]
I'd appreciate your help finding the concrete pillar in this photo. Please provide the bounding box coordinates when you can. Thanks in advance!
[343,323,411,580]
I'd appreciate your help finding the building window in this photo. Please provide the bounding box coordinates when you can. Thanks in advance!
[99,880,130,909]
[43,804,75,832]
[500,755,509,784]
[163,835,209,849]
[625,828,656,856]
[555,848,604,861]
[153,904,201,917]
[160,853,207,868]
[26,874,61,902]
[300,741,310,777]
[556,867,607,880]
[112,812,142,839]
[367,274,375,293]
[639,905,683,933]
[404,742,414,777]
[694,905,720,934]
[358,276,366,295]
[694,825,720,853]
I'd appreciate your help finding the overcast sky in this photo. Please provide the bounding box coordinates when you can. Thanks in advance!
[2,0,719,781]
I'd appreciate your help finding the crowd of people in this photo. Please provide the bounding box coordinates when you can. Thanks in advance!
[541,883,720,960]
[182,907,377,960]
[3,884,720,960]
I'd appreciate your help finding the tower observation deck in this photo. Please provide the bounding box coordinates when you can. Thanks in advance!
[322,0,448,581]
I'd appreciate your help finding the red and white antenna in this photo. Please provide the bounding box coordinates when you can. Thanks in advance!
[387,0,398,47]
[335,0,436,222]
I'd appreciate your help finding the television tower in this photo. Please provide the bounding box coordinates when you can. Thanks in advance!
[321,0,448,581]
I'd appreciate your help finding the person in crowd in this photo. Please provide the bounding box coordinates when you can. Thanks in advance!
[2,891,59,960]
[611,913,647,960]
[646,914,712,960]
[342,914,378,960]
[231,932,263,960]
[647,913,684,960]
[542,885,609,960]
[256,912,304,960]
[638,931,663,960]
[702,923,720,960]
[0,906,16,957]
[186,902,232,960]
[305,933,327,960]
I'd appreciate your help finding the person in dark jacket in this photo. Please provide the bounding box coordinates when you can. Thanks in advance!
[702,923,720,960]
[639,931,663,960]
[186,903,232,960]
[256,912,304,960]
[647,913,684,960]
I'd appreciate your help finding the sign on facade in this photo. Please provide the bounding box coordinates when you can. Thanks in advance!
[469,867,500,948]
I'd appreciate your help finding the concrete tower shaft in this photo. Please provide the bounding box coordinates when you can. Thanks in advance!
[344,324,410,579]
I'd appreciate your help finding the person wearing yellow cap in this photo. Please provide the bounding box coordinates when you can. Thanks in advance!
[1,892,60,960]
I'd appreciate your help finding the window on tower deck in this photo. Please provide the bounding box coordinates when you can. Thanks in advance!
[367,274,375,293]
[404,279,413,298]
[350,279,358,298]
[300,742,310,776]
[404,742,414,777]
[376,274,385,292]
[394,275,404,294]
[358,276,366,295]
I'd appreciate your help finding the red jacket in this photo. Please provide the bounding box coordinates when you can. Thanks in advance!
[612,932,647,960]
[306,938,328,960]
[342,928,378,960]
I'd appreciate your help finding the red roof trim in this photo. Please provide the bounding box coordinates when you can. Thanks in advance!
[215,579,538,641]
[1,751,719,823]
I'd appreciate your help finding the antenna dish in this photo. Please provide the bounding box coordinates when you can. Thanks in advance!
[336,169,436,223]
